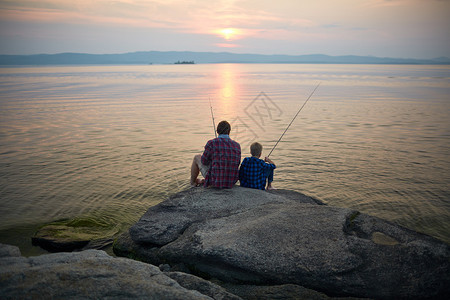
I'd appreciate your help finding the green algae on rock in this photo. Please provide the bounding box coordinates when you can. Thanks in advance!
[32,215,123,252]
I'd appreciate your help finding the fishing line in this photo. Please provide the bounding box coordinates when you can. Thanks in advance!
[208,96,217,138]
[267,82,321,157]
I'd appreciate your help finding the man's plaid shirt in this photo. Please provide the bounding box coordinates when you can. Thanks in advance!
[201,135,241,188]
[239,156,276,190]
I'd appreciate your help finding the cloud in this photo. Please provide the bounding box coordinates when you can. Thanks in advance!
[215,43,240,48]
[0,0,187,28]
[0,0,315,37]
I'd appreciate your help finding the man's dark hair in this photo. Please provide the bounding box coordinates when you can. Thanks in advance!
[217,120,231,135]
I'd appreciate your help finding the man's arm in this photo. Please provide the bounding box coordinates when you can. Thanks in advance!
[239,158,246,181]
[201,141,212,166]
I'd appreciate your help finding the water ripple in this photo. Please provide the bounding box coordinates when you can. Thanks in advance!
[1,64,449,250]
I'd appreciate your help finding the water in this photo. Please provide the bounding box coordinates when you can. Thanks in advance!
[0,64,449,255]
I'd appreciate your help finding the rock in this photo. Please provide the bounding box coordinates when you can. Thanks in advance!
[221,283,338,300]
[115,187,450,299]
[0,243,21,258]
[0,243,227,299]
[128,187,322,246]
[165,271,242,300]
[32,216,122,252]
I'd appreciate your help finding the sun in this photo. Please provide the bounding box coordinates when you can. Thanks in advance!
[219,28,238,41]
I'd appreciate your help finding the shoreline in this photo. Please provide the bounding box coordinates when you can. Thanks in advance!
[1,51,449,66]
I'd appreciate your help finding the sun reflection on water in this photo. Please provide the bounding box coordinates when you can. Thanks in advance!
[213,64,241,119]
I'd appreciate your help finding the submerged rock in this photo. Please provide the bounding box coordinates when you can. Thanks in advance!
[115,187,450,299]
[32,216,122,252]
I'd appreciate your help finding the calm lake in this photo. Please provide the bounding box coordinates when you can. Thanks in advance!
[0,63,449,255]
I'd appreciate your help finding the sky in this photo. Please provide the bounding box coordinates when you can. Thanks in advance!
[0,0,449,59]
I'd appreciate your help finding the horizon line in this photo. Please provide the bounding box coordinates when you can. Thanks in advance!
[0,50,449,61]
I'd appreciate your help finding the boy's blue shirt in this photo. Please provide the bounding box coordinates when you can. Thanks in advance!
[239,156,276,190]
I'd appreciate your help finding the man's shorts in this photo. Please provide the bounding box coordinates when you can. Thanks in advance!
[195,154,210,177]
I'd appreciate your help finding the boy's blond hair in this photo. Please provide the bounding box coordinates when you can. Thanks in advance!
[250,142,263,157]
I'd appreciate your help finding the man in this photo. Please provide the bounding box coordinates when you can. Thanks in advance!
[191,120,241,188]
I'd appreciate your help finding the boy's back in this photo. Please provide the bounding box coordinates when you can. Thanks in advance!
[239,156,276,190]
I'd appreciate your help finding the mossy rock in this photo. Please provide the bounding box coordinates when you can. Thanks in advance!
[32,216,123,252]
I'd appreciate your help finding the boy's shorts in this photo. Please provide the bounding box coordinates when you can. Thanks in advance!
[195,154,210,177]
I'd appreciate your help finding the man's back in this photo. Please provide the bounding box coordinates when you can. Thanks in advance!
[201,135,241,188]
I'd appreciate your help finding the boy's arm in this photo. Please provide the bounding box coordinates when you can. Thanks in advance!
[264,157,275,165]
[264,157,276,169]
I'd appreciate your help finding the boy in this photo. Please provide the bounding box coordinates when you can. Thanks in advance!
[239,142,276,190]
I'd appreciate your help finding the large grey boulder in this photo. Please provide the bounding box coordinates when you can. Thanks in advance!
[128,187,322,246]
[115,187,450,299]
[0,243,225,299]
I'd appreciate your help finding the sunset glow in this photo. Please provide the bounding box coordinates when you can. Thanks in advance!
[0,0,448,58]
[220,28,238,41]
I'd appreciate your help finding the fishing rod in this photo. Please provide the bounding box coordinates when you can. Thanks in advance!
[267,82,321,157]
[208,97,217,138]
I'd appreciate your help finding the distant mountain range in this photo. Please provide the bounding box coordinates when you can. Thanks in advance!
[0,51,449,65]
